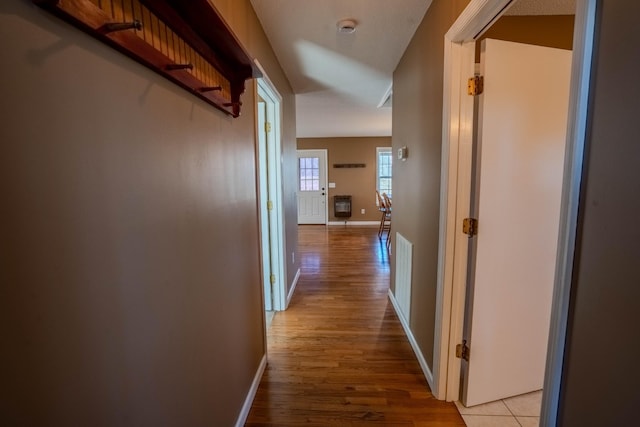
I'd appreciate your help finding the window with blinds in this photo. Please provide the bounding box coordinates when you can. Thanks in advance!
[377,147,392,198]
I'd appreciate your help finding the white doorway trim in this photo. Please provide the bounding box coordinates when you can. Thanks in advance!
[433,1,596,425]
[255,61,287,312]
[541,3,597,424]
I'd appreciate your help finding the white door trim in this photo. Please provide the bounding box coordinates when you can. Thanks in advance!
[433,37,476,402]
[255,61,287,312]
[434,2,596,426]
[541,2,597,425]
[257,100,272,311]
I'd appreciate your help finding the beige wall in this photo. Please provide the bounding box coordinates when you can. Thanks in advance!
[297,137,392,222]
[391,0,470,369]
[477,15,575,61]
[260,54,300,297]
[211,0,300,300]
[0,0,296,425]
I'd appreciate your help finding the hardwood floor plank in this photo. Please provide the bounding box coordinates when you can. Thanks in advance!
[245,226,464,426]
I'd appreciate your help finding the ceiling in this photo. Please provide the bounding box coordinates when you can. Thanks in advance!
[250,0,575,138]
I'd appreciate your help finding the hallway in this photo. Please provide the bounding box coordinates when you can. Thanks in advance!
[246,226,465,426]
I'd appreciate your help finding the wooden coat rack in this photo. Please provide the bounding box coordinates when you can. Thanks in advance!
[34,0,262,117]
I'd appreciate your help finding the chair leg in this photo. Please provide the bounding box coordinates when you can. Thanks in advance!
[386,226,391,251]
[378,210,386,237]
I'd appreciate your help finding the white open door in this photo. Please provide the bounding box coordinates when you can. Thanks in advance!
[461,39,572,407]
[297,149,327,224]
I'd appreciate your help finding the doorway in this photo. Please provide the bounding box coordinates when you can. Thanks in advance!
[433,0,596,425]
[461,38,572,407]
[256,68,287,317]
[296,149,328,225]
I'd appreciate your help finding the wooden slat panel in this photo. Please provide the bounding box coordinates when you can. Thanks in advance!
[184,44,192,71]
[157,20,167,56]
[175,36,182,67]
[121,0,132,23]
[192,51,199,81]
[150,13,159,50]
[204,62,213,88]
[130,0,144,40]
[101,0,112,18]
[165,28,175,63]
[195,53,203,82]
[140,5,152,44]
[111,0,123,22]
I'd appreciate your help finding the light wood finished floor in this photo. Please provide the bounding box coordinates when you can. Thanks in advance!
[246,225,465,426]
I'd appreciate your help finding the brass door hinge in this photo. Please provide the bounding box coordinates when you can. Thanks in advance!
[270,274,276,284]
[468,76,484,96]
[456,340,470,361]
[463,218,478,237]
[267,200,273,211]
[265,121,272,133]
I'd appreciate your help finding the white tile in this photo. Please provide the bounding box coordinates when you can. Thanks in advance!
[455,399,512,416]
[517,416,540,427]
[503,390,543,417]
[266,311,275,329]
[461,415,521,427]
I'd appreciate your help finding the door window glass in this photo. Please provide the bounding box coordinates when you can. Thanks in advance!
[299,157,320,191]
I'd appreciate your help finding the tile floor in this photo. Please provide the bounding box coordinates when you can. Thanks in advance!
[455,390,542,427]
[265,310,275,329]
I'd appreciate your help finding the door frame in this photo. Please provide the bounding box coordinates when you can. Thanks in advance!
[257,99,272,311]
[255,61,287,312]
[296,149,328,225]
[433,0,596,424]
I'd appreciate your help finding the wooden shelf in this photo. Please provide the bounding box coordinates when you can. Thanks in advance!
[34,0,262,117]
[333,163,366,168]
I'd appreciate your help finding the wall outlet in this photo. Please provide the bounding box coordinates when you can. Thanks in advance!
[292,252,295,264]
[398,146,408,161]
[361,208,365,214]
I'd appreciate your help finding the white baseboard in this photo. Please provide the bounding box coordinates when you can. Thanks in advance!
[235,354,267,427]
[388,289,436,391]
[287,268,301,308]
[327,221,379,226]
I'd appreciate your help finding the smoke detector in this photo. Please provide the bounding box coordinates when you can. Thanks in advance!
[337,19,357,34]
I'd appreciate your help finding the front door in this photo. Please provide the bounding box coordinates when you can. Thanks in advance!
[297,150,327,224]
[461,39,572,406]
